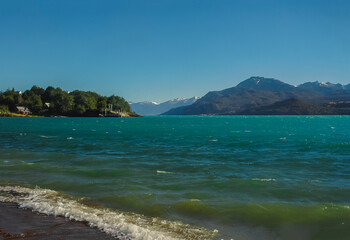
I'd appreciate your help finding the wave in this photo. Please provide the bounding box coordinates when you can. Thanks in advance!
[156,170,173,174]
[251,178,276,182]
[172,199,350,240]
[0,185,217,240]
[1,184,350,239]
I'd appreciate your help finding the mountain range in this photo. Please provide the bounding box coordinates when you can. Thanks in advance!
[130,97,199,116]
[162,77,350,115]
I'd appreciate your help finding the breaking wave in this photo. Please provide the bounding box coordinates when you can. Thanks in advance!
[0,185,217,240]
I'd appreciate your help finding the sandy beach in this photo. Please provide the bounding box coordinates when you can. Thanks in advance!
[0,202,119,240]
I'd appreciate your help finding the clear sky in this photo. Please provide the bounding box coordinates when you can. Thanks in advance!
[0,0,349,102]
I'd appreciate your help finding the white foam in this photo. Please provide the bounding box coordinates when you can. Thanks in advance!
[252,178,276,182]
[67,137,73,140]
[156,170,173,174]
[309,180,320,183]
[0,186,216,240]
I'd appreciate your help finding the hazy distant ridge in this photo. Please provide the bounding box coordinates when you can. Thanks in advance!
[130,97,199,116]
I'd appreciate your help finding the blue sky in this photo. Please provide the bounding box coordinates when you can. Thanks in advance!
[0,0,349,102]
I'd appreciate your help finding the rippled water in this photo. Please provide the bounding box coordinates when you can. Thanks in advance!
[0,116,349,239]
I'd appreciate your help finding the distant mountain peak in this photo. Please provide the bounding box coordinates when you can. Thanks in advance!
[169,98,185,102]
[298,81,343,88]
[297,81,345,94]
[168,96,200,103]
[133,101,160,105]
[236,77,295,91]
[130,96,199,116]
[249,76,275,81]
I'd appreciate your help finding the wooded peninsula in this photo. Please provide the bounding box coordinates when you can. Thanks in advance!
[0,86,139,117]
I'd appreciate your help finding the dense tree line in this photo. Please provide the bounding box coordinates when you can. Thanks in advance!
[0,86,132,116]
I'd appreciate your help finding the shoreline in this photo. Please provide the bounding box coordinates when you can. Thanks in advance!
[0,202,121,240]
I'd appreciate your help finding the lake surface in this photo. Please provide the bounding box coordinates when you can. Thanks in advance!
[0,116,349,240]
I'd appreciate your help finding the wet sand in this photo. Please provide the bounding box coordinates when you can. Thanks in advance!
[0,202,119,240]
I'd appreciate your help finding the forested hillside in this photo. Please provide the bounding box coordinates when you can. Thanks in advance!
[0,86,133,117]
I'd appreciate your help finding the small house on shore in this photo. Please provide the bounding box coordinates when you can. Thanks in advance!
[16,106,32,115]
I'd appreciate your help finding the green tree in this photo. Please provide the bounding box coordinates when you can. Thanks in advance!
[23,90,43,113]
[43,86,56,103]
[0,105,10,116]
[71,90,98,115]
[30,85,45,96]
[107,95,131,112]
[97,96,107,113]
[42,87,73,115]
[54,92,74,114]
[0,89,21,111]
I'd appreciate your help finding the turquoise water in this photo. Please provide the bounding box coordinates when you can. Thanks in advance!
[0,116,350,239]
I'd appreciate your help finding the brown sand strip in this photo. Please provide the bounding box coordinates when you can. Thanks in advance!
[0,202,121,240]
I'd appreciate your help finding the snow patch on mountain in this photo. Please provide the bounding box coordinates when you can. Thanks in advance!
[131,97,199,116]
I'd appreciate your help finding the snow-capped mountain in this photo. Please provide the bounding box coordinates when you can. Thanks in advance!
[130,97,199,116]
[298,81,345,94]
[162,77,350,115]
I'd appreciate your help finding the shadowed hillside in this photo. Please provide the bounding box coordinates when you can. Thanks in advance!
[163,77,350,115]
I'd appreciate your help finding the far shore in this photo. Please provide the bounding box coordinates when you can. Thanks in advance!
[0,112,141,118]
